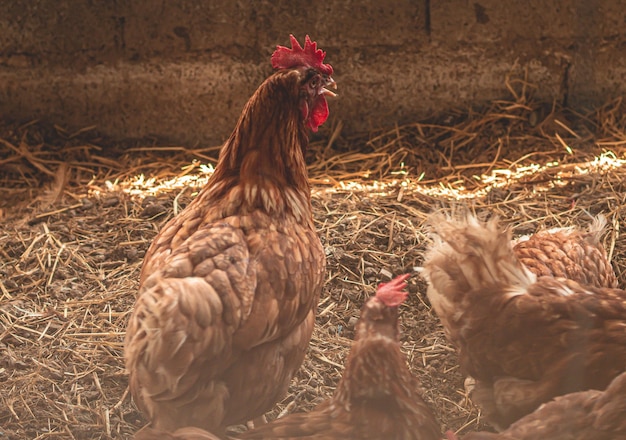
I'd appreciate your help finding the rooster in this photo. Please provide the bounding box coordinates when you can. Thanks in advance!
[512,215,617,288]
[124,35,334,435]
[420,213,626,430]
[448,370,626,440]
[233,274,442,440]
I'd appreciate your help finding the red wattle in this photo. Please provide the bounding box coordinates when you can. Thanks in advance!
[308,97,329,132]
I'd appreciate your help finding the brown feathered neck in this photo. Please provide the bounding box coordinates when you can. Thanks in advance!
[208,69,311,200]
[334,298,414,407]
[331,299,440,439]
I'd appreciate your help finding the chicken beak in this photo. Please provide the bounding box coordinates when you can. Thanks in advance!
[321,77,337,98]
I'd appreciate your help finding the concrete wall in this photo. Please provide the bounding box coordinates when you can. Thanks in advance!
[1,0,625,145]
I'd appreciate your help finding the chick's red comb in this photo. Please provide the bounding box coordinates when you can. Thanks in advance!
[271,35,333,75]
[376,274,410,307]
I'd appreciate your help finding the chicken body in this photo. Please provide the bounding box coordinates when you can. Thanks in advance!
[234,275,442,440]
[459,370,626,440]
[124,36,333,434]
[422,214,626,430]
[512,215,617,288]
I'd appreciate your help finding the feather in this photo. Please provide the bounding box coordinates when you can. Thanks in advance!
[421,212,626,429]
[125,37,333,435]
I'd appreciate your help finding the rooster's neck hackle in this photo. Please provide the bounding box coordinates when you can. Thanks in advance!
[204,70,312,220]
[214,70,309,188]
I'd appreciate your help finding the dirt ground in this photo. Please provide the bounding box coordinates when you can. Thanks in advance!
[2,87,626,439]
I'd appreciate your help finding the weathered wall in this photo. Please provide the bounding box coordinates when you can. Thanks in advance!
[0,0,625,145]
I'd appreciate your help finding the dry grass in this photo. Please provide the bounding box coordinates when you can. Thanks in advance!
[2,81,626,439]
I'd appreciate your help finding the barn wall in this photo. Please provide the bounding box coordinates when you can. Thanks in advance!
[0,0,625,145]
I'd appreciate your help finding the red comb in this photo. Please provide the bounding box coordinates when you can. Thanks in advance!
[376,274,410,307]
[271,35,333,76]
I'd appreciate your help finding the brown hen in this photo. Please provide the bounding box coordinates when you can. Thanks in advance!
[231,274,441,440]
[512,215,617,288]
[124,35,334,435]
[421,213,626,430]
[450,370,626,440]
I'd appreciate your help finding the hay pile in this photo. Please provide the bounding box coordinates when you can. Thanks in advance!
[2,86,626,439]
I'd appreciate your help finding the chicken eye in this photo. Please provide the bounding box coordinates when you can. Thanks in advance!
[309,78,318,90]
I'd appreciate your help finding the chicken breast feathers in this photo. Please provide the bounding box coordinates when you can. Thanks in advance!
[126,209,324,432]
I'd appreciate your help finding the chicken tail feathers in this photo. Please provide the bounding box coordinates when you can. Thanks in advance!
[421,212,536,311]
[586,213,609,245]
